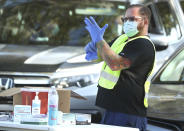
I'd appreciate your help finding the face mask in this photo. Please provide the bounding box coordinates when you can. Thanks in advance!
[123,21,139,37]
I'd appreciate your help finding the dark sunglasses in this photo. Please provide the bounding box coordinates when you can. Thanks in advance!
[121,16,143,22]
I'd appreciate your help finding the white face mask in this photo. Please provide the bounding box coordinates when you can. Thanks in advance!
[123,21,139,37]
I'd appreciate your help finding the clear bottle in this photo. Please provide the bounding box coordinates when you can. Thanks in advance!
[32,92,41,115]
[48,86,59,126]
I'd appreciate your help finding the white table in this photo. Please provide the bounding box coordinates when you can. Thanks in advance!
[0,121,139,131]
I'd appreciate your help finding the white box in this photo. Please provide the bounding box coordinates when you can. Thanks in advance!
[14,105,31,123]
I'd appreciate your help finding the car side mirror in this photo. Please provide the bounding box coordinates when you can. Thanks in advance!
[149,33,168,51]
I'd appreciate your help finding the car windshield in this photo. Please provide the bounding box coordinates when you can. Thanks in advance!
[0,0,128,46]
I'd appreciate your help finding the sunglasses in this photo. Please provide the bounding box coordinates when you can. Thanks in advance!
[121,16,143,22]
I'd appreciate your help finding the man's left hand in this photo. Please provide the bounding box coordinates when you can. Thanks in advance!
[84,16,108,44]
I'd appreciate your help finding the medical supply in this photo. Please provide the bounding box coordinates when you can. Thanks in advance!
[21,114,48,125]
[61,113,76,125]
[76,113,91,125]
[57,111,63,125]
[13,105,31,123]
[32,92,41,115]
[48,86,58,126]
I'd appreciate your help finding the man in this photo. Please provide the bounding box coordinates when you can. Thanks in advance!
[84,4,155,131]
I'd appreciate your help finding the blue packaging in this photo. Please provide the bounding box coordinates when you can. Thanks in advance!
[48,86,58,126]
[48,105,58,125]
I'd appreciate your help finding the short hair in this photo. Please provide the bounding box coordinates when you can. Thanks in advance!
[127,4,151,23]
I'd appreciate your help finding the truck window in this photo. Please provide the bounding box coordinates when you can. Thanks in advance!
[160,48,184,82]
[155,1,181,42]
[0,0,128,46]
[147,4,163,34]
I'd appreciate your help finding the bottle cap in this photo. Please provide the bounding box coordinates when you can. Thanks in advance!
[34,92,39,100]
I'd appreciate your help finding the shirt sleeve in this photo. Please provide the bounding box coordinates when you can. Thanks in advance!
[119,38,155,68]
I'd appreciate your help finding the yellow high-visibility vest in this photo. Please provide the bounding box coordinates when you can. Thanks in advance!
[98,34,155,108]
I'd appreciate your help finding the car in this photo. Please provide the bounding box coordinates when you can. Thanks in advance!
[0,0,184,130]
[145,40,184,130]
[147,39,184,130]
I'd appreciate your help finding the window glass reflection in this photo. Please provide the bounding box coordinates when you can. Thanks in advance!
[0,0,127,46]
[156,2,181,42]
[160,49,184,82]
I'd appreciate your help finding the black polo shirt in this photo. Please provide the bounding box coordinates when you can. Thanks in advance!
[96,37,155,117]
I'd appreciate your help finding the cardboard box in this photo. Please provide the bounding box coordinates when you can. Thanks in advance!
[0,87,86,113]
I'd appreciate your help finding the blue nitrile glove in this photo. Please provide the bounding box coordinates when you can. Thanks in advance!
[84,41,98,61]
[84,16,108,44]
[85,41,96,52]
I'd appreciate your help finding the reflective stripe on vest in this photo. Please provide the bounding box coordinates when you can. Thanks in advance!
[98,34,155,108]
[144,46,156,108]
[144,81,151,108]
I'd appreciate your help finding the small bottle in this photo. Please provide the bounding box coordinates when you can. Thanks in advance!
[32,92,41,115]
[48,86,59,126]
